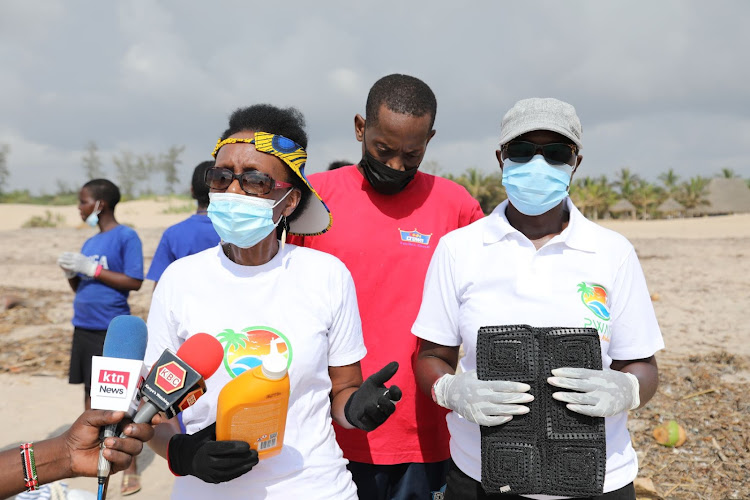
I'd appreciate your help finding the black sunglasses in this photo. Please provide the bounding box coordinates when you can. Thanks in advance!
[502,141,577,166]
[204,168,293,196]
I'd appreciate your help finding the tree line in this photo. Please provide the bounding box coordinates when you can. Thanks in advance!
[1,143,748,219]
[0,141,186,201]
[445,166,750,219]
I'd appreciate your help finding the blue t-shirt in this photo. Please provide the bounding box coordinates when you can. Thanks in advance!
[73,224,144,330]
[146,214,220,282]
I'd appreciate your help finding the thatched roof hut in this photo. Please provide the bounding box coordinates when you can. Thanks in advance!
[656,197,685,218]
[609,198,637,219]
[690,178,750,216]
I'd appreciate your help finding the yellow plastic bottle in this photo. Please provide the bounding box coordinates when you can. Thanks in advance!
[216,339,290,459]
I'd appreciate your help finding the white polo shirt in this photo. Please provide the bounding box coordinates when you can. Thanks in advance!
[412,198,664,499]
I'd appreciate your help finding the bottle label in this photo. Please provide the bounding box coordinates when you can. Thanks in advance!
[258,432,278,450]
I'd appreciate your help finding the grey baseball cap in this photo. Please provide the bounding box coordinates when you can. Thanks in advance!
[498,97,583,150]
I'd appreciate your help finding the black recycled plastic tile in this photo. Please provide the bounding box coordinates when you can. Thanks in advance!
[477,325,605,496]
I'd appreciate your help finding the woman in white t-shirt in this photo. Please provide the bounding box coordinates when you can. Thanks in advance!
[145,104,402,500]
[412,98,663,500]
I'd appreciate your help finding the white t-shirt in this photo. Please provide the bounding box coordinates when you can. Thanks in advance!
[412,199,664,499]
[145,243,365,500]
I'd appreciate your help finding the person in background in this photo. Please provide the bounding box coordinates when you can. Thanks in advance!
[0,410,156,500]
[147,160,220,287]
[289,74,484,500]
[56,179,144,495]
[412,98,663,499]
[327,160,351,171]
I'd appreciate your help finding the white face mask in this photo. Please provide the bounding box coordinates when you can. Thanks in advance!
[501,155,573,216]
[85,201,101,227]
[207,191,292,249]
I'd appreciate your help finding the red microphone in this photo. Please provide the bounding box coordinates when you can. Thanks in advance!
[126,333,223,429]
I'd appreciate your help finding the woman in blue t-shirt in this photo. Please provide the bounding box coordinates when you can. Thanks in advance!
[57,178,144,494]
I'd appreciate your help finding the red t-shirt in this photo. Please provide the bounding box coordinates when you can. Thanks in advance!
[289,165,484,464]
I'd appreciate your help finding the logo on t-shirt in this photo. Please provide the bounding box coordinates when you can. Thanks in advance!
[398,228,432,246]
[577,282,611,341]
[216,326,292,378]
[81,255,108,281]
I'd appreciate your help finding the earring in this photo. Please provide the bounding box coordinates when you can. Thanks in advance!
[280,216,288,251]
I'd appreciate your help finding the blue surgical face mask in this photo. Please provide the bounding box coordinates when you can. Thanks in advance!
[85,201,101,227]
[501,155,573,216]
[207,191,291,249]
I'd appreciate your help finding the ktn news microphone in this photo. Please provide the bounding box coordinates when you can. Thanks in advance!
[125,332,224,430]
[89,315,149,496]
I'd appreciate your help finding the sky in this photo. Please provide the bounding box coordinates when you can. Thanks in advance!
[1,0,749,195]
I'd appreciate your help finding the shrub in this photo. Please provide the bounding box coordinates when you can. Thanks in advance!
[22,211,65,228]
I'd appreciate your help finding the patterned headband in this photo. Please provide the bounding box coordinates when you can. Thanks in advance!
[211,131,307,175]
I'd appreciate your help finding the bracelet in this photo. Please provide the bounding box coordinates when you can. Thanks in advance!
[94,265,103,278]
[19,442,39,492]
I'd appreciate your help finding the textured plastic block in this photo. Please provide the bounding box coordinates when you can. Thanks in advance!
[477,325,605,496]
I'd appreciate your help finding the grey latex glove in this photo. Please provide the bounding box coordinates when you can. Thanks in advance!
[548,367,640,417]
[58,252,98,278]
[433,370,533,426]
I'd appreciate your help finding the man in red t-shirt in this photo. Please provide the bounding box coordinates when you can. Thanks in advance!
[290,74,484,499]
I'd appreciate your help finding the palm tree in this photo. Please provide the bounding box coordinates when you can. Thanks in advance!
[570,176,616,220]
[577,282,594,298]
[452,168,505,214]
[612,168,641,200]
[718,168,738,178]
[658,168,680,195]
[216,328,247,353]
[459,168,488,200]
[676,176,710,210]
[630,179,664,219]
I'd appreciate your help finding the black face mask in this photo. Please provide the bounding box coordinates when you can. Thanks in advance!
[359,149,418,195]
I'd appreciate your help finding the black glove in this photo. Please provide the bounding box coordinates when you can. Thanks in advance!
[167,422,258,484]
[344,361,402,431]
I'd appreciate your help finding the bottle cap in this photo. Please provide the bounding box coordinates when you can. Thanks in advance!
[261,339,288,379]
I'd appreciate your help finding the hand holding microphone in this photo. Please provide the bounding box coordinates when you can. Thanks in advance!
[90,315,150,488]
[69,410,156,478]
[126,333,224,430]
[344,361,402,431]
[94,319,227,493]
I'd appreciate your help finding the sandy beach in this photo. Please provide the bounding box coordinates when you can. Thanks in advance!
[1,200,748,499]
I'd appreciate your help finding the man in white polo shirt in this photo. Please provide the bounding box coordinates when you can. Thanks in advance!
[412,98,663,500]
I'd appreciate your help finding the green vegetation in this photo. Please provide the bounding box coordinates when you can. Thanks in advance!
[0,144,9,195]
[113,145,186,197]
[161,201,196,214]
[1,141,748,221]
[82,141,105,180]
[22,210,65,228]
[445,166,748,219]
[444,168,504,215]
[0,190,79,205]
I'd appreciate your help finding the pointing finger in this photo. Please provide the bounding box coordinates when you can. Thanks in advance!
[368,361,399,386]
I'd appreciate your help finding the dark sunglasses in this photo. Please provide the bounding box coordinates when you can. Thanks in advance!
[204,168,293,195]
[502,141,577,166]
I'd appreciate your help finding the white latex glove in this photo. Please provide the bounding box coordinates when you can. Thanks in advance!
[59,266,77,279]
[57,252,98,278]
[548,367,640,417]
[433,370,534,426]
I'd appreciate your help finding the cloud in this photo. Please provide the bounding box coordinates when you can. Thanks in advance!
[0,129,86,194]
[1,1,749,194]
